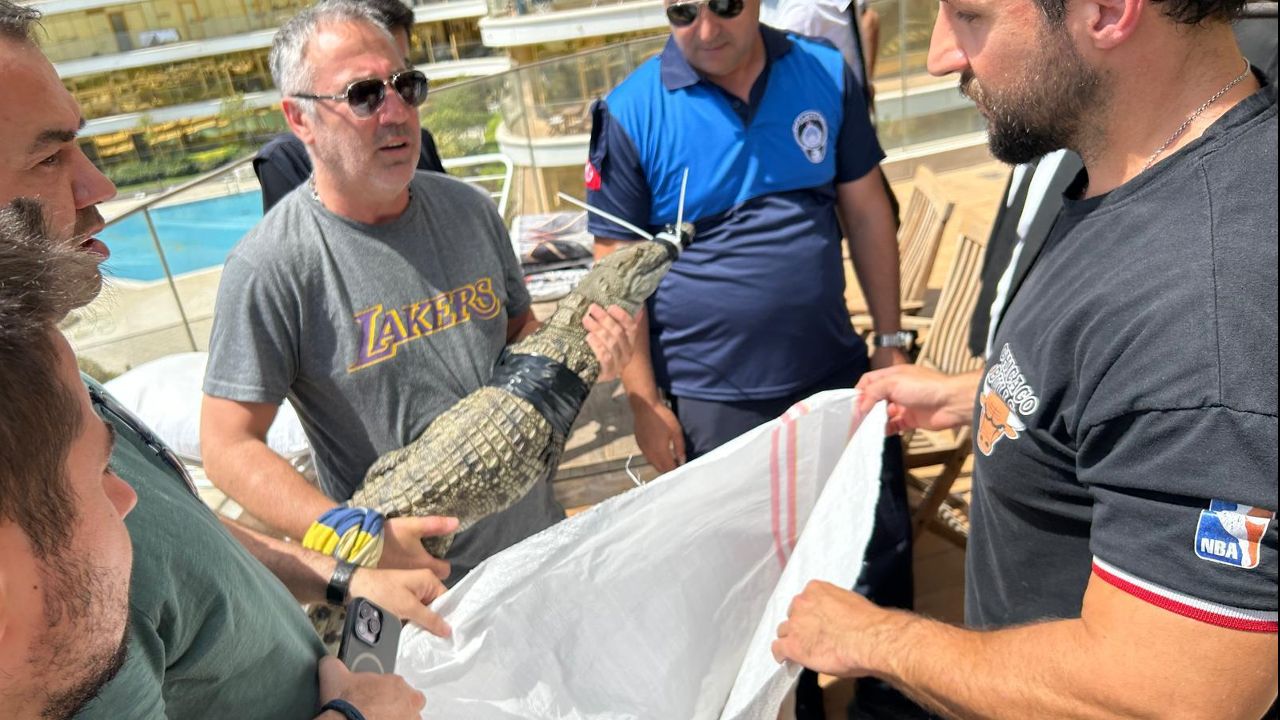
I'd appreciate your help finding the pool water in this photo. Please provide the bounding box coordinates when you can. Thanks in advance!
[100,190,263,282]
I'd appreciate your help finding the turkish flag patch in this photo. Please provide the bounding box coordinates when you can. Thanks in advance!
[584,161,602,191]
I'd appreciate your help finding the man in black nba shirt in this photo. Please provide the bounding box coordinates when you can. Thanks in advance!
[768,0,1278,713]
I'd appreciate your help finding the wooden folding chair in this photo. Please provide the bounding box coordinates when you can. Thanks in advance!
[845,165,954,328]
[898,214,989,546]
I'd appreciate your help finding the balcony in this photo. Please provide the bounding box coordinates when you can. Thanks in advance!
[53,27,279,79]
[40,1,310,66]
[67,41,506,138]
[41,0,488,72]
[411,0,489,23]
[81,90,282,139]
[479,0,664,47]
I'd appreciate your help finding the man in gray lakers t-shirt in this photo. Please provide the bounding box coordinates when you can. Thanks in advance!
[202,8,631,583]
[206,171,559,580]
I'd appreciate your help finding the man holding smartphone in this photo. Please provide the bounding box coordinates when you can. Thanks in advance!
[0,206,422,720]
[0,4,434,718]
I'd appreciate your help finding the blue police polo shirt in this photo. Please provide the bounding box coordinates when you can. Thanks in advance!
[586,27,883,401]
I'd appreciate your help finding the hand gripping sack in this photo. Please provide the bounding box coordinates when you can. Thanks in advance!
[398,390,888,719]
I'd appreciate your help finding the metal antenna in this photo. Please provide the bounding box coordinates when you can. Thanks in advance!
[675,167,689,239]
[556,193,654,241]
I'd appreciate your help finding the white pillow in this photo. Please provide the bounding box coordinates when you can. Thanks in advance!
[103,352,312,466]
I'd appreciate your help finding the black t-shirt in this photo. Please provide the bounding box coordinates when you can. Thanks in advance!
[967,78,1278,634]
[252,128,446,212]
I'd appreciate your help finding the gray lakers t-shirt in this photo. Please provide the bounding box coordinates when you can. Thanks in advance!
[205,171,561,581]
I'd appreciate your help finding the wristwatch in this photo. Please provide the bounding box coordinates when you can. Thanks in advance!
[326,560,357,605]
[874,331,916,352]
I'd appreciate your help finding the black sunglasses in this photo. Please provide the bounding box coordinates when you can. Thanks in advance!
[666,0,745,27]
[291,69,429,118]
[88,385,198,497]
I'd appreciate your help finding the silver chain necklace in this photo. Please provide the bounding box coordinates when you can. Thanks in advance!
[1143,57,1251,172]
[308,174,412,205]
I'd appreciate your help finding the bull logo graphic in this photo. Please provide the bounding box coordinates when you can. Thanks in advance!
[977,383,1026,456]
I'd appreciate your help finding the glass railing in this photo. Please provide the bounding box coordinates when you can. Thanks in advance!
[66,159,261,380]
[411,38,502,66]
[865,0,985,148]
[42,6,308,63]
[454,35,663,143]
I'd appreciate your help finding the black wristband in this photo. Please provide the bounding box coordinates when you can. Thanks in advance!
[320,698,366,720]
[326,560,357,605]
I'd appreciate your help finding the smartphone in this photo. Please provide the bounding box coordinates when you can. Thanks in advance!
[338,597,401,674]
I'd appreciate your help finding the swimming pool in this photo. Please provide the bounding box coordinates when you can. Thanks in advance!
[100,190,263,282]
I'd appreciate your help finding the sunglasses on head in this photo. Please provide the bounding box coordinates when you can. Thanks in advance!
[88,384,198,497]
[666,0,745,27]
[291,69,429,118]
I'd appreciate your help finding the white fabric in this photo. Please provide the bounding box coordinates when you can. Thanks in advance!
[103,351,311,464]
[762,0,861,81]
[399,390,887,719]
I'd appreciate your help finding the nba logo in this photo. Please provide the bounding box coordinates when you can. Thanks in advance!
[1194,500,1273,569]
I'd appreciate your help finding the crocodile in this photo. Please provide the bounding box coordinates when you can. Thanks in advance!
[350,226,691,558]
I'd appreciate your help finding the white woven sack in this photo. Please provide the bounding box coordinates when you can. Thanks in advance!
[399,390,887,720]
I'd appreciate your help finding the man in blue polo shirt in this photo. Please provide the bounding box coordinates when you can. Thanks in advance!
[587,0,916,715]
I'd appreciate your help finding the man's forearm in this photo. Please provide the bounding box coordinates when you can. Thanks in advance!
[220,516,333,604]
[860,608,1100,719]
[846,205,901,334]
[507,309,540,342]
[205,438,335,539]
[838,169,902,335]
[620,310,662,407]
[944,369,983,429]
[854,601,1272,720]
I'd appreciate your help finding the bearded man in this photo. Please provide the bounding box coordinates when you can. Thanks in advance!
[772,0,1278,714]
[0,200,137,719]
[2,3,440,716]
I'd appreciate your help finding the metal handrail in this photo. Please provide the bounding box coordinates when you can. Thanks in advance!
[442,152,515,216]
[105,155,257,226]
[103,155,257,351]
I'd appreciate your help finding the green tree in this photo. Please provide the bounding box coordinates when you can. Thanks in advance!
[422,81,502,159]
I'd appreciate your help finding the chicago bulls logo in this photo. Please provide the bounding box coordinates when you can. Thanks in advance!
[977,383,1026,455]
[977,344,1039,456]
